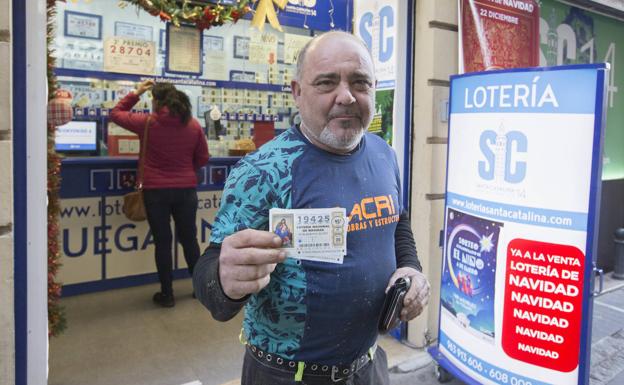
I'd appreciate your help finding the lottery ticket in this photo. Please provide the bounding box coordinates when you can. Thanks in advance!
[269,208,348,264]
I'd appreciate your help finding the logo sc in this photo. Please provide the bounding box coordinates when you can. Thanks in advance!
[478,130,527,184]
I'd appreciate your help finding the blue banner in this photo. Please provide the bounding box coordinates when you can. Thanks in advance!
[446,192,589,231]
[278,0,352,31]
[451,67,599,114]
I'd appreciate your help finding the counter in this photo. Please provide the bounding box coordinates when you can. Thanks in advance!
[58,156,240,295]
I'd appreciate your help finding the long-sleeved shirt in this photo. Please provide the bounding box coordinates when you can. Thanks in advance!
[194,127,421,366]
[110,92,209,189]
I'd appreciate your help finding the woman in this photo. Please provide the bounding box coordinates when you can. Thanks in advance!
[111,80,209,307]
[274,218,292,247]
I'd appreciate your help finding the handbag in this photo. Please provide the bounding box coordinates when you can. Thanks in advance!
[123,117,151,221]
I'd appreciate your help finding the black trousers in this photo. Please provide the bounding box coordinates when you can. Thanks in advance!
[241,347,390,385]
[143,187,200,295]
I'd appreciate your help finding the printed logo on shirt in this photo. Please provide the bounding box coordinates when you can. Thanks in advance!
[347,194,400,232]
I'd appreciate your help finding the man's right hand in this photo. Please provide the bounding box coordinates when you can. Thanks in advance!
[219,229,286,300]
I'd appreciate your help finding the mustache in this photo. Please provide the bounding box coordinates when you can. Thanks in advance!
[328,109,361,119]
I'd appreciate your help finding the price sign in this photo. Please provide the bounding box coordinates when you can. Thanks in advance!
[103,37,155,75]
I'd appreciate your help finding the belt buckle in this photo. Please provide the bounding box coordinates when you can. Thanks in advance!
[330,366,343,383]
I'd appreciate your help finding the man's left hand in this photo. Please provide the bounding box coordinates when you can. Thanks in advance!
[386,267,431,322]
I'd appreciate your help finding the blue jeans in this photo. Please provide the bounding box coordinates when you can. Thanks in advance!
[241,347,390,385]
[143,187,199,295]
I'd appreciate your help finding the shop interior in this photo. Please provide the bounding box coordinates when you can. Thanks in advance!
[47,1,413,385]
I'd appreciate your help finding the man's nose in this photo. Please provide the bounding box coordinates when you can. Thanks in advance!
[335,83,356,105]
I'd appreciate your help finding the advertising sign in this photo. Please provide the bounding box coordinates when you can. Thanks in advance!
[278,0,352,31]
[354,0,398,145]
[539,0,623,180]
[432,64,608,385]
[57,160,228,291]
[59,191,221,286]
[459,0,540,73]
[103,36,155,75]
[354,0,397,89]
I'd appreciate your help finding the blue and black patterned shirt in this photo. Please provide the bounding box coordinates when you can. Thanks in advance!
[209,127,405,365]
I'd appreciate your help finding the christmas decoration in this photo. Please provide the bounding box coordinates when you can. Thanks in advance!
[118,0,253,30]
[48,90,73,127]
[250,0,287,32]
[47,0,67,337]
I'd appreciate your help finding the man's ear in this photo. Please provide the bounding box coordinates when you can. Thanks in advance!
[291,80,301,105]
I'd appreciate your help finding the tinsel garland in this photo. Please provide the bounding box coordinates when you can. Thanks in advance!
[119,0,252,30]
[47,0,66,337]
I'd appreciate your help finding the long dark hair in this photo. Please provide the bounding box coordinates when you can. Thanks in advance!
[151,83,192,125]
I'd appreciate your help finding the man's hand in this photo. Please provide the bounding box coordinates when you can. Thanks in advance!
[386,267,431,322]
[219,229,287,300]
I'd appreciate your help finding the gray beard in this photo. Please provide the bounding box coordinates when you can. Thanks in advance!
[318,126,364,151]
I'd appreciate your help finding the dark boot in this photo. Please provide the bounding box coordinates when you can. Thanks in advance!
[152,292,175,308]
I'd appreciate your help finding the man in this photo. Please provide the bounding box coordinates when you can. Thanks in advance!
[193,31,430,385]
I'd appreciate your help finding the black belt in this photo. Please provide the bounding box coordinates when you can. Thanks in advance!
[246,344,376,383]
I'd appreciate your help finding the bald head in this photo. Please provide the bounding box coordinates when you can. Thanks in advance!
[295,31,374,81]
[290,30,376,154]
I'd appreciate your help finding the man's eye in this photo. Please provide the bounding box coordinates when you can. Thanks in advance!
[353,80,372,90]
[315,80,336,90]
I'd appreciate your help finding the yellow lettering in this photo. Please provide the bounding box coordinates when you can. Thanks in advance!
[349,203,363,222]
[360,197,376,219]
[374,195,393,217]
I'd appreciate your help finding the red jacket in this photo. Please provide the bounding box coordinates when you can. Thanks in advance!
[110,92,209,189]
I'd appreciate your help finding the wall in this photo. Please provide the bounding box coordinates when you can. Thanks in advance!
[0,0,15,382]
[408,0,458,346]
[597,179,624,270]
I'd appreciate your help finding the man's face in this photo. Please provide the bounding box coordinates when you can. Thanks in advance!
[291,35,375,154]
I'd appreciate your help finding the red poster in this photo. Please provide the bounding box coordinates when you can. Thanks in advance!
[502,239,584,372]
[460,0,540,72]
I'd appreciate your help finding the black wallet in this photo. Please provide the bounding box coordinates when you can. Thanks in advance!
[378,277,411,333]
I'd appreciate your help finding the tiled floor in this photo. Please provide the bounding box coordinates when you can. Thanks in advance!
[48,278,417,385]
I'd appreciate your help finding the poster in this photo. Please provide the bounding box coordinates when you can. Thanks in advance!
[64,11,102,40]
[369,89,394,145]
[441,209,501,344]
[354,0,398,89]
[103,37,155,75]
[249,32,278,65]
[166,24,202,75]
[539,0,624,180]
[435,65,608,385]
[114,22,153,41]
[203,39,228,80]
[459,0,540,73]
[284,33,312,64]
